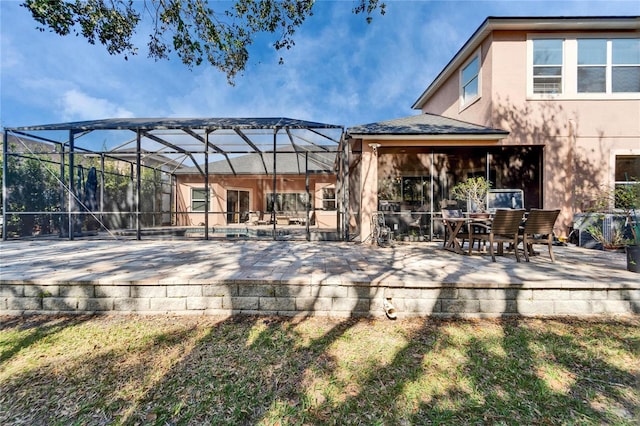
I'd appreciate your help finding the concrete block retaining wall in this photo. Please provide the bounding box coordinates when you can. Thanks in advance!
[1,281,638,318]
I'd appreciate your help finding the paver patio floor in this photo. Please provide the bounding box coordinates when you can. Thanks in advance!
[1,238,637,289]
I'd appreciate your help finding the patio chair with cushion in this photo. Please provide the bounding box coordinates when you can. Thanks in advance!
[276,214,291,225]
[471,209,525,262]
[518,209,561,262]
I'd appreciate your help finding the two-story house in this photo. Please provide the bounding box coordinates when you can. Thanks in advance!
[348,16,639,241]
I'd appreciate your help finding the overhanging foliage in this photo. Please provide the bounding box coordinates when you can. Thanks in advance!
[22,0,386,84]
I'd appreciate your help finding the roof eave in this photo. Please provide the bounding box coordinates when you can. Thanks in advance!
[411,16,640,110]
[347,133,509,141]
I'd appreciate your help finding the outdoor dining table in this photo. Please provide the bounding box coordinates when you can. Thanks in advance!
[440,216,469,254]
[437,214,493,255]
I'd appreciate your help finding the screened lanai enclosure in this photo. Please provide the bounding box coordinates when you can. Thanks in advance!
[371,145,542,240]
[2,118,347,241]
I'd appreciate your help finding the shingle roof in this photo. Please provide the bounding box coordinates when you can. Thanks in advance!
[347,113,508,137]
[174,150,337,175]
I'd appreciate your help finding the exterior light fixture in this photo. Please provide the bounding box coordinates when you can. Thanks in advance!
[368,143,382,155]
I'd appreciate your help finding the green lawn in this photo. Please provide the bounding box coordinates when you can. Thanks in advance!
[1,315,638,425]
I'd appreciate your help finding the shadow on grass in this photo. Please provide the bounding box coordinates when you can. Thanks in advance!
[0,315,92,365]
[1,314,638,425]
[1,240,637,425]
[123,316,363,425]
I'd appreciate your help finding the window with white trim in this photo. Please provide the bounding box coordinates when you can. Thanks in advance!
[615,155,640,209]
[533,39,563,94]
[322,186,336,210]
[460,53,480,106]
[266,193,309,213]
[578,38,640,93]
[578,39,606,92]
[191,188,208,211]
[612,39,640,93]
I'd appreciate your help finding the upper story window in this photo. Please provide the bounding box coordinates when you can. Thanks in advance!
[578,38,640,93]
[612,39,640,92]
[578,39,606,92]
[460,52,480,107]
[533,39,563,94]
[529,36,639,98]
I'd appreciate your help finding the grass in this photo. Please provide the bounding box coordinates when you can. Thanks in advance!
[1,315,638,425]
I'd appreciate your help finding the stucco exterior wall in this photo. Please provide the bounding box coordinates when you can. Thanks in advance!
[422,36,495,125]
[175,174,337,227]
[420,28,640,234]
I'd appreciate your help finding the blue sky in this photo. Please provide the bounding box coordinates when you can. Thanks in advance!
[1,0,639,130]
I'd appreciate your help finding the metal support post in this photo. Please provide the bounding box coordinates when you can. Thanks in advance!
[100,154,105,227]
[2,130,8,240]
[136,131,141,240]
[68,130,75,240]
[204,131,210,240]
[305,151,310,241]
[342,132,349,241]
[272,130,277,240]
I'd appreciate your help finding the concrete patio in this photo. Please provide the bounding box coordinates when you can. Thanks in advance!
[1,237,638,318]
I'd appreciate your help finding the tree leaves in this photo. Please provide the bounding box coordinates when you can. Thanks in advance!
[23,0,139,57]
[22,0,386,84]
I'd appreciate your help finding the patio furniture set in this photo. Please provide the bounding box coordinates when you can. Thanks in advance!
[248,211,308,226]
[372,208,561,262]
[439,208,561,262]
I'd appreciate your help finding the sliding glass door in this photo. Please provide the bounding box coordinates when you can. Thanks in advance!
[227,190,250,224]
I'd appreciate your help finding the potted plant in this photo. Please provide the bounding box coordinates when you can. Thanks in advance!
[586,219,626,251]
[451,176,492,214]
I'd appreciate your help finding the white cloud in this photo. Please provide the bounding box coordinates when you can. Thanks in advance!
[3,0,639,128]
[0,33,23,70]
[59,89,134,121]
